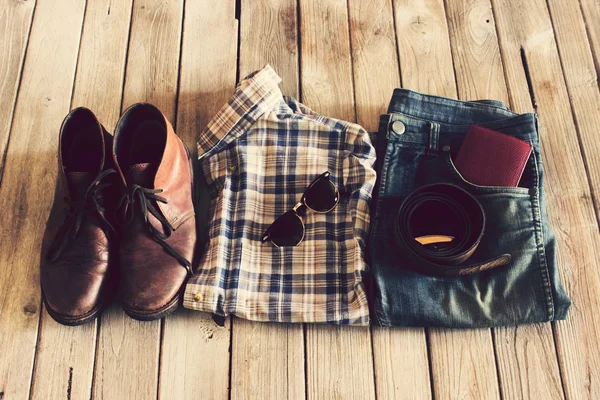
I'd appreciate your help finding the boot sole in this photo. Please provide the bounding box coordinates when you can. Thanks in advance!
[122,292,180,321]
[42,292,104,326]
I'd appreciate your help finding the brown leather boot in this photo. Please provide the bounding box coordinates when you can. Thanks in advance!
[40,108,119,326]
[113,103,195,321]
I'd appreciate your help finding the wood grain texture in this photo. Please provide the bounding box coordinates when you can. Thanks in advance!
[92,0,184,399]
[444,0,564,398]
[392,1,501,399]
[240,0,299,97]
[393,0,455,97]
[494,325,564,399]
[444,0,507,100]
[0,0,36,181]
[429,329,499,399]
[30,1,133,399]
[233,1,305,398]
[30,320,97,400]
[305,326,375,400]
[546,0,600,397]
[159,1,237,398]
[492,0,600,399]
[120,0,183,115]
[0,0,85,398]
[548,0,600,222]
[70,0,134,129]
[347,0,431,398]
[348,0,400,131]
[175,0,239,145]
[578,0,600,77]
[300,1,375,399]
[93,310,161,399]
[160,311,232,400]
[299,0,356,121]
[231,320,305,400]
[371,327,431,400]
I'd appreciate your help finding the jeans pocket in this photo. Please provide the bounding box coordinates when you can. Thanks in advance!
[442,150,533,195]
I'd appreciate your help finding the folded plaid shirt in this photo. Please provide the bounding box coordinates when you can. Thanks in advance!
[183,65,376,325]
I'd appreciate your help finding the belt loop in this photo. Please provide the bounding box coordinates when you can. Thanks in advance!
[427,122,440,156]
[381,114,392,139]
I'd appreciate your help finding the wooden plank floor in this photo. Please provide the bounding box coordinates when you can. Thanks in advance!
[0,0,598,398]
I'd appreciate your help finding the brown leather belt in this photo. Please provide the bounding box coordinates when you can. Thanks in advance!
[394,183,511,276]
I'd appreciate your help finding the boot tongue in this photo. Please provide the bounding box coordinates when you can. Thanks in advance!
[65,171,95,198]
[126,163,157,187]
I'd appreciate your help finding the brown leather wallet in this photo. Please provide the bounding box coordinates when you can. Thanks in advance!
[394,183,511,276]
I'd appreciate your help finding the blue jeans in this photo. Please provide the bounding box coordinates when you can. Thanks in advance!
[369,89,571,328]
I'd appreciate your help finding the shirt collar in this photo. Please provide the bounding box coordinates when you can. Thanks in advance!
[197,64,283,159]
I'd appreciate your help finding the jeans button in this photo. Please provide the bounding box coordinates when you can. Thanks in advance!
[391,120,406,135]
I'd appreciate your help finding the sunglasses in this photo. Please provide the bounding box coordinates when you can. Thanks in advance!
[261,171,339,247]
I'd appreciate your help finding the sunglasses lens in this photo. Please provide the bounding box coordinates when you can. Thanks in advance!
[304,175,338,212]
[267,211,304,246]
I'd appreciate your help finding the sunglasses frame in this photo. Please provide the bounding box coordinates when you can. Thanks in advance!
[261,171,339,247]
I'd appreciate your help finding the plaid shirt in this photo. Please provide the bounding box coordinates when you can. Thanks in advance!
[183,65,376,325]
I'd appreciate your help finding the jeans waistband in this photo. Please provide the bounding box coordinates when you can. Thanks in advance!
[381,89,538,144]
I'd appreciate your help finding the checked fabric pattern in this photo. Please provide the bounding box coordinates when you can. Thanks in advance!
[183,65,376,325]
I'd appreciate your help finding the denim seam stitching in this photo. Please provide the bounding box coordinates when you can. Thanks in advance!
[370,129,394,327]
[393,89,520,115]
[388,110,537,135]
[530,151,555,320]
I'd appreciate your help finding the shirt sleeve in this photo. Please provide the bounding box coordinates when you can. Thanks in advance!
[343,123,377,250]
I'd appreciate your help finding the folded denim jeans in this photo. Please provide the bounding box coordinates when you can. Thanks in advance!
[369,89,571,328]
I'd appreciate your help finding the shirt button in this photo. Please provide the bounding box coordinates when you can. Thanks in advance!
[193,293,204,302]
[229,165,236,172]
[391,121,406,135]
